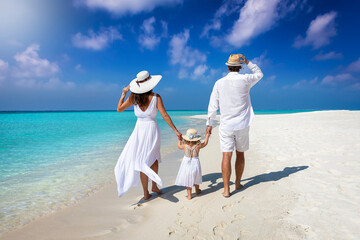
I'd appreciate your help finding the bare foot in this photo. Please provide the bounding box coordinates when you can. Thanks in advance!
[144,192,152,200]
[196,189,202,195]
[235,183,243,190]
[222,191,230,198]
[186,187,192,200]
[152,186,163,195]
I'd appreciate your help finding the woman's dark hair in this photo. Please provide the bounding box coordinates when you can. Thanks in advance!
[132,90,153,108]
[228,66,242,72]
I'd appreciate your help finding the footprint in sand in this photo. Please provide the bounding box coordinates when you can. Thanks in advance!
[231,214,245,224]
[236,230,253,240]
[222,202,235,212]
[213,222,227,237]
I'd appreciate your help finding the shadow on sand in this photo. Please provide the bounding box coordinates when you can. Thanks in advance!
[233,165,309,195]
[133,166,308,205]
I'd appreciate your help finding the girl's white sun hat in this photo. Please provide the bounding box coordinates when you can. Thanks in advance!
[183,129,202,142]
[129,70,162,94]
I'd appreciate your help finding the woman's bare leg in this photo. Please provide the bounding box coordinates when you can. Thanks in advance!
[195,184,201,194]
[186,187,192,200]
[150,160,162,194]
[140,172,151,200]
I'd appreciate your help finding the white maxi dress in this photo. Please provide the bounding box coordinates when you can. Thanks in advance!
[114,94,162,197]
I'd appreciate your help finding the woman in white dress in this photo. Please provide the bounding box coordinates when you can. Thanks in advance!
[115,71,182,200]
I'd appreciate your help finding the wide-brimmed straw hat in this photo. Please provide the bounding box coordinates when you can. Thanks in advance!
[225,54,244,66]
[182,129,202,142]
[129,71,162,94]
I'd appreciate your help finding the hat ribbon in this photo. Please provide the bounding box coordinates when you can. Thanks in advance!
[136,75,151,87]
[187,133,200,139]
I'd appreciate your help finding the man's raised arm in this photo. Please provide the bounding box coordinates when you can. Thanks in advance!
[240,54,264,88]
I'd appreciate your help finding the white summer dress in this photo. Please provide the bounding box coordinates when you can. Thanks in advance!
[175,144,202,187]
[114,94,162,197]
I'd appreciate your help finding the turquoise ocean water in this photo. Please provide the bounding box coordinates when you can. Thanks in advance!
[0,110,206,235]
[0,110,316,234]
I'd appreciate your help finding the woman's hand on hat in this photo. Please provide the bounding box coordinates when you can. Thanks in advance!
[122,85,130,95]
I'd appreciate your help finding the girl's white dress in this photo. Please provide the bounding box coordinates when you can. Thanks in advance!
[175,144,202,187]
[114,94,162,197]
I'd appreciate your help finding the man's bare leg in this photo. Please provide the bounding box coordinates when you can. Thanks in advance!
[222,152,232,197]
[150,160,162,194]
[140,172,151,200]
[235,151,245,190]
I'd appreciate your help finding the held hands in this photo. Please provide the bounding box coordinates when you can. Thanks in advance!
[175,130,182,141]
[206,126,212,135]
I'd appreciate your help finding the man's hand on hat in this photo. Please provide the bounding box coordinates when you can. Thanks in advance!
[238,54,249,65]
[122,85,130,95]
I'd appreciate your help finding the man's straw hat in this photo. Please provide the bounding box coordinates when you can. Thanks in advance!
[129,71,162,94]
[182,129,202,142]
[225,54,244,66]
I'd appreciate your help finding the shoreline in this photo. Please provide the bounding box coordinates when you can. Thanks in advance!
[1,110,360,239]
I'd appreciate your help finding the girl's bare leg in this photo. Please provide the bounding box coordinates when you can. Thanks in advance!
[150,160,162,194]
[140,172,151,200]
[187,187,192,200]
[195,184,201,194]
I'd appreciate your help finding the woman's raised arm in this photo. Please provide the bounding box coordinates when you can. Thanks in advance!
[156,94,182,140]
[117,86,134,112]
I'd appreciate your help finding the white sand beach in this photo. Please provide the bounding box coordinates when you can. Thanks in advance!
[2,111,360,240]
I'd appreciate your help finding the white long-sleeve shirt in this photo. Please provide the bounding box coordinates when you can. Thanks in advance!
[206,61,263,131]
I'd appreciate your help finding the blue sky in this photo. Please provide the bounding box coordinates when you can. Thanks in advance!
[0,0,359,111]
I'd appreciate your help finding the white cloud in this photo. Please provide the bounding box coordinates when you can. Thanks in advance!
[201,0,243,38]
[14,78,75,90]
[75,64,86,73]
[178,68,189,79]
[203,0,307,48]
[225,0,306,47]
[293,77,318,88]
[293,11,337,49]
[72,26,122,50]
[347,58,360,72]
[168,29,215,82]
[351,82,360,91]
[163,87,175,93]
[192,64,208,79]
[74,0,182,16]
[12,44,60,78]
[321,73,354,86]
[313,51,343,61]
[75,64,82,70]
[169,29,206,68]
[251,51,269,68]
[138,17,167,50]
[0,59,9,83]
[226,0,280,47]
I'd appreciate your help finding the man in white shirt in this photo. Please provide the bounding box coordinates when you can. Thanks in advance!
[206,54,263,197]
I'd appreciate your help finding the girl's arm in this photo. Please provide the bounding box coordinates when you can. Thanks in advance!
[198,133,210,149]
[157,94,182,140]
[117,86,134,112]
[177,139,184,150]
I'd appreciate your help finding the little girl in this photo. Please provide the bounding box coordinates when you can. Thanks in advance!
[175,128,210,200]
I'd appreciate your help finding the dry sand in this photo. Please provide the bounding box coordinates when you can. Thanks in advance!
[2,111,360,240]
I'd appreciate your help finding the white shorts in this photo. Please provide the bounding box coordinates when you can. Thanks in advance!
[219,126,250,152]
